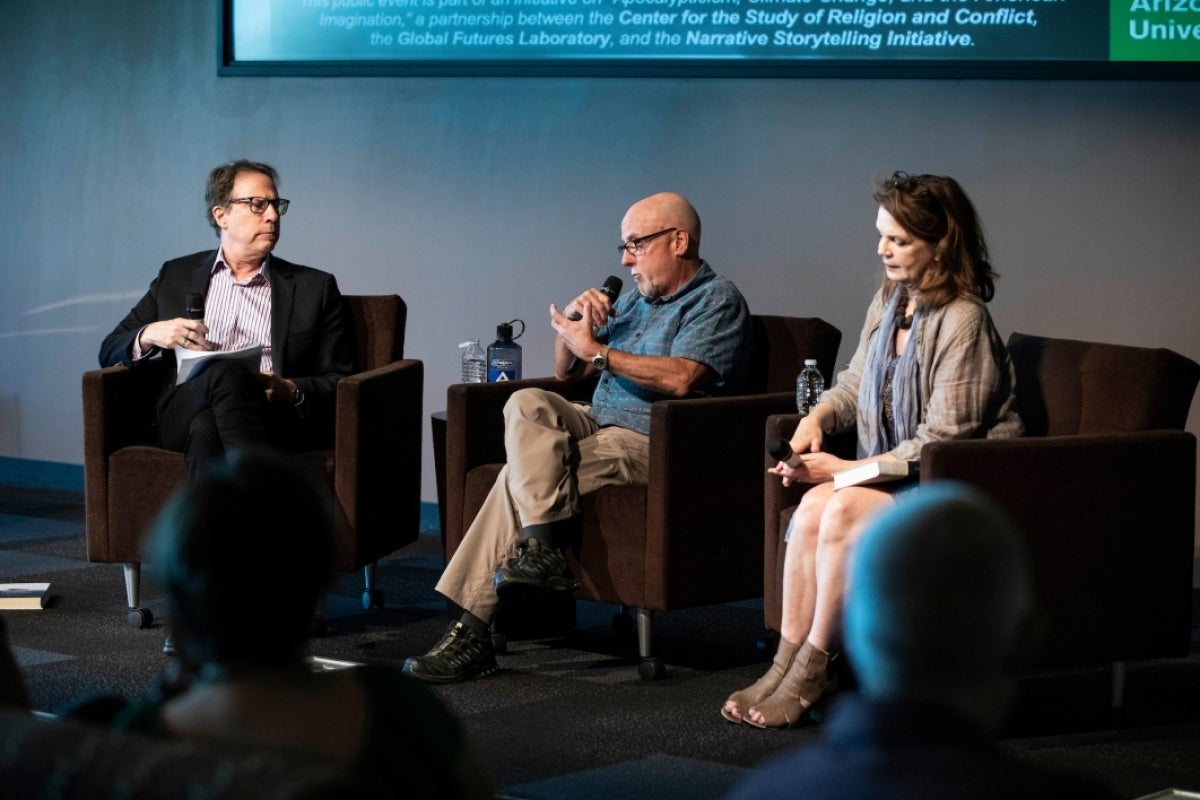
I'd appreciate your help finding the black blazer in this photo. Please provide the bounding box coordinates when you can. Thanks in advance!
[99,250,354,422]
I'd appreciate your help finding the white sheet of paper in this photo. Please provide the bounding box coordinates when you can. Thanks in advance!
[174,344,263,385]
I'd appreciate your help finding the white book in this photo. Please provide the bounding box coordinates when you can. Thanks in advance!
[833,460,917,491]
[175,344,263,385]
[0,582,50,610]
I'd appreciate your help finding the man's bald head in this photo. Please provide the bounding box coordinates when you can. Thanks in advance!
[625,192,701,255]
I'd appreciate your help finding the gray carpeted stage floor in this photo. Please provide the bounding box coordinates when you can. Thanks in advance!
[3,484,1200,798]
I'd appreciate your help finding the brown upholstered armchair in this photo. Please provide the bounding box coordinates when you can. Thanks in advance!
[442,315,842,678]
[763,332,1199,701]
[83,295,424,626]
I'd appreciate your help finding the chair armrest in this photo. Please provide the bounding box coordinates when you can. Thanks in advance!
[761,415,859,626]
[442,375,598,553]
[82,365,162,457]
[764,414,804,528]
[446,376,596,472]
[333,359,424,565]
[921,430,1197,664]
[641,391,800,606]
[920,430,1196,509]
[82,364,164,551]
[763,414,858,540]
[763,414,803,619]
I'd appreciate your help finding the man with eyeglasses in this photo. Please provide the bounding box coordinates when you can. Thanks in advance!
[404,192,752,684]
[100,159,353,475]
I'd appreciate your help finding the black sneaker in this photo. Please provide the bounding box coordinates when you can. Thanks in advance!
[494,538,580,598]
[402,622,498,684]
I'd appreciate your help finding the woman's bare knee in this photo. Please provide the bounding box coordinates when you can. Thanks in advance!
[791,486,833,547]
[818,488,894,547]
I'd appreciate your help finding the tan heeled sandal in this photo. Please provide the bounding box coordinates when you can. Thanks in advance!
[745,639,837,729]
[720,638,801,724]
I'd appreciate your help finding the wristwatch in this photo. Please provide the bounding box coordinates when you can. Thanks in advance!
[591,345,611,372]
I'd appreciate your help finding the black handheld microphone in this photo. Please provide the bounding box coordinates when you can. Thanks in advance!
[767,437,805,468]
[185,293,205,320]
[598,275,623,302]
[567,275,623,321]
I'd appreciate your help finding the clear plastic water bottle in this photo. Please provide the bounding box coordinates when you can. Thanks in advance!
[796,358,825,415]
[459,339,486,383]
[487,320,524,382]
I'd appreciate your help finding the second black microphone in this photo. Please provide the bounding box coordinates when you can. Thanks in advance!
[767,436,805,469]
[185,293,205,321]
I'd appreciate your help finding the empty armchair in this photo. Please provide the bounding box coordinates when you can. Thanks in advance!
[763,332,1199,693]
[83,294,424,625]
[442,315,842,678]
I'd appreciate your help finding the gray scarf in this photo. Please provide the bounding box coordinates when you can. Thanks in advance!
[858,290,922,458]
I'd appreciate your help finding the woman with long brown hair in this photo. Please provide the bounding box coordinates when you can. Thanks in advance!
[722,172,1024,729]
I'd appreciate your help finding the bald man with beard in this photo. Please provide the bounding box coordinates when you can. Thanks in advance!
[405,193,752,684]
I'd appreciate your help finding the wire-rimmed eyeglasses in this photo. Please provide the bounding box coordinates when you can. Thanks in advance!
[228,196,290,215]
[618,227,677,256]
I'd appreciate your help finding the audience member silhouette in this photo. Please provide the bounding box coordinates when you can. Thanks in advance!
[727,483,1121,800]
[104,448,491,799]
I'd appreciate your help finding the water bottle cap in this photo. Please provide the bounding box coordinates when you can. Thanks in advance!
[804,358,818,366]
[497,323,513,340]
[459,339,480,349]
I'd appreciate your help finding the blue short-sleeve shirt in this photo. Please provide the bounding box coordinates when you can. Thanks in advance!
[588,261,751,435]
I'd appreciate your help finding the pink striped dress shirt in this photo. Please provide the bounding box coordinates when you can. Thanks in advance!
[204,251,274,372]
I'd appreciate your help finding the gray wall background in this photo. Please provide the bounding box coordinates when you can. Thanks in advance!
[3,4,1199,554]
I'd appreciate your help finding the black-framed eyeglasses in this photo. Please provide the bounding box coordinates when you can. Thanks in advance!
[618,227,677,256]
[228,196,290,215]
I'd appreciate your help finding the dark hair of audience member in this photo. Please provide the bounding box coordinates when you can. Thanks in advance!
[151,447,333,678]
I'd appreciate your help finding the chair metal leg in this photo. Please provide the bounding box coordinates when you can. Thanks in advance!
[361,562,383,609]
[636,608,653,659]
[122,563,141,608]
[636,608,666,680]
[123,563,153,628]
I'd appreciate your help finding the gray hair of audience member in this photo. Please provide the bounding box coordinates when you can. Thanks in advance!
[843,482,1035,697]
[148,448,334,672]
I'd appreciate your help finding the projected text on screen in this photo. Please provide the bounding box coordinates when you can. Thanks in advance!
[224,0,1200,75]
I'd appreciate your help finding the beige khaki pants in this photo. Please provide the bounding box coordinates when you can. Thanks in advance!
[436,388,650,621]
